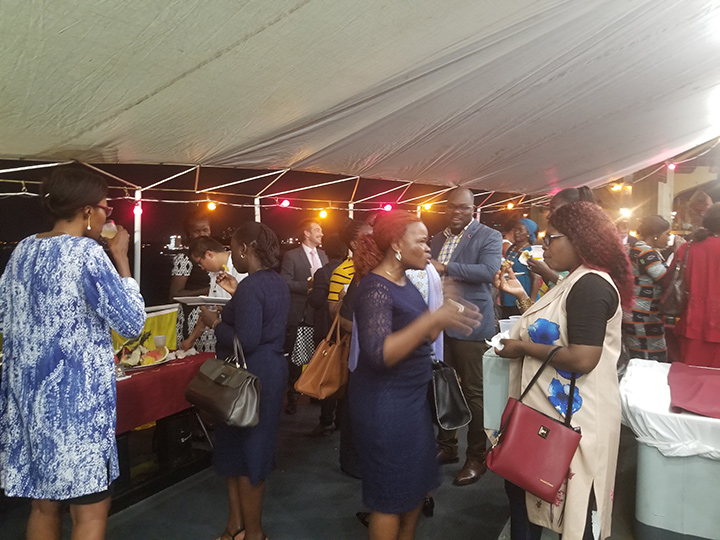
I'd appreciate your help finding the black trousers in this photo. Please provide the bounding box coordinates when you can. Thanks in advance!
[284,326,303,401]
[505,481,594,540]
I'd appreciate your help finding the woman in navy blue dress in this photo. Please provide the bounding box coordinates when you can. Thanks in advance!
[350,212,481,540]
[200,222,289,540]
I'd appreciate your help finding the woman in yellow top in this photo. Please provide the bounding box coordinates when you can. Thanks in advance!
[494,201,633,540]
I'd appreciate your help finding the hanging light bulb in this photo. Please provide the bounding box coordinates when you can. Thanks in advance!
[667,163,677,171]
[207,201,217,211]
[319,209,328,219]
[382,203,393,212]
[507,202,514,210]
[422,203,432,211]
[280,199,290,208]
[133,203,143,216]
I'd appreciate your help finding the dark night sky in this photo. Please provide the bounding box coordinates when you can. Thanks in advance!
[0,161,519,305]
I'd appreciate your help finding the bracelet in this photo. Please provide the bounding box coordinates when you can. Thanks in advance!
[515,296,534,313]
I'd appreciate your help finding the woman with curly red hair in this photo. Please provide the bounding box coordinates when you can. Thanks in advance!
[494,201,632,540]
[349,211,480,540]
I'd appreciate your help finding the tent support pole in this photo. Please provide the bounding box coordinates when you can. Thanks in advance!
[254,197,261,222]
[134,190,142,285]
[348,202,354,219]
[657,170,674,221]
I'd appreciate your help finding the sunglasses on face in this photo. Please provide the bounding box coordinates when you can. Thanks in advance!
[542,233,565,247]
[95,204,113,217]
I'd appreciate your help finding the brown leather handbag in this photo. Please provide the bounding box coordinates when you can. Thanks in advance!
[294,310,350,399]
[185,336,261,428]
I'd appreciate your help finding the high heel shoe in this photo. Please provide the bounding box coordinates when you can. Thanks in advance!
[422,496,434,517]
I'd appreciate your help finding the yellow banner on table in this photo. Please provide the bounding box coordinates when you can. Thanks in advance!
[112,306,178,352]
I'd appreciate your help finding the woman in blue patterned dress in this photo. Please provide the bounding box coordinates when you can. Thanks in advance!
[200,222,290,540]
[500,218,541,318]
[349,212,480,540]
[0,166,146,539]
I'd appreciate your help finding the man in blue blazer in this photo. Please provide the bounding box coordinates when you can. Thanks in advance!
[430,187,502,486]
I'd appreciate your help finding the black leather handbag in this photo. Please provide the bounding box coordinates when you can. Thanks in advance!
[430,358,472,430]
[185,336,261,428]
[660,240,692,317]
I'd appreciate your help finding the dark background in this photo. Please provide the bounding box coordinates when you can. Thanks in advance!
[0,161,517,306]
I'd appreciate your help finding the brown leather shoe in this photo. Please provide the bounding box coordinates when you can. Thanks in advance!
[453,458,487,486]
[436,448,459,464]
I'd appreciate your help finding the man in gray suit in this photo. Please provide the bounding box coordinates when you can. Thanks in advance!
[430,187,502,485]
[281,218,328,414]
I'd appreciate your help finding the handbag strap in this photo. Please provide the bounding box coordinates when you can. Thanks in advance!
[518,346,579,425]
[518,346,563,402]
[494,346,576,442]
[323,308,342,342]
[231,336,248,370]
[670,240,692,282]
[564,371,577,427]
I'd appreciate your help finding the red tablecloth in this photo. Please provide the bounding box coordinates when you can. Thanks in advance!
[115,352,211,434]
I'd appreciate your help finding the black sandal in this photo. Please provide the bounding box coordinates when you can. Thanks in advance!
[356,511,370,527]
[213,528,244,540]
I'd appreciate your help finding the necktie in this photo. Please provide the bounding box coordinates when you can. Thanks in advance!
[310,249,322,276]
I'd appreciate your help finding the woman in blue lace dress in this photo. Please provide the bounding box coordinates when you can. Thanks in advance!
[0,166,146,539]
[349,212,480,540]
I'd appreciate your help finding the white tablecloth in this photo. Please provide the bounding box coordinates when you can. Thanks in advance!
[620,358,720,459]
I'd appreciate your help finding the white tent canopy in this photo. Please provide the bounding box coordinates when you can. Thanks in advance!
[2,0,720,194]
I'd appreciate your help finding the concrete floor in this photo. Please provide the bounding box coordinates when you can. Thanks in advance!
[0,401,640,539]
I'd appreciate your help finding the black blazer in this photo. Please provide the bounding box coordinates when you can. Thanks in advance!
[280,246,328,326]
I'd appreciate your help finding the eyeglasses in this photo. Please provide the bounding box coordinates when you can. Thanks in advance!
[95,204,113,217]
[542,233,565,247]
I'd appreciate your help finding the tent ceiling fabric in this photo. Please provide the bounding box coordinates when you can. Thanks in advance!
[2,0,720,194]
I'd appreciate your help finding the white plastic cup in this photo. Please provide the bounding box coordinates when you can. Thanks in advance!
[153,335,166,349]
[530,244,544,260]
[509,315,522,321]
[101,220,118,239]
[498,319,516,333]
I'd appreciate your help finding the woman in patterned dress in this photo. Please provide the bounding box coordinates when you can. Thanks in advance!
[623,215,674,361]
[169,210,214,351]
[494,201,633,540]
[0,166,146,539]
[500,218,541,318]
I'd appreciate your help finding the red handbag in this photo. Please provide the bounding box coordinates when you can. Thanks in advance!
[486,346,581,503]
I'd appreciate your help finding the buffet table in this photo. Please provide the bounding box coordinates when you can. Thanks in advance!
[620,359,720,540]
[116,352,211,434]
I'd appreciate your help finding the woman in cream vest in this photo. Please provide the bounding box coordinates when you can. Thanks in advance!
[494,201,633,540]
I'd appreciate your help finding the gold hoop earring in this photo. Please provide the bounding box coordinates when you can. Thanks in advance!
[86,215,92,231]
[395,250,402,262]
